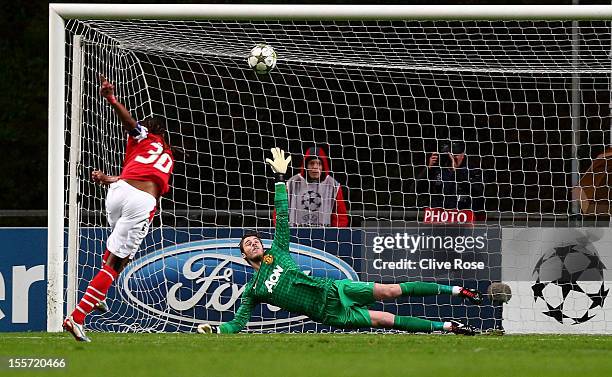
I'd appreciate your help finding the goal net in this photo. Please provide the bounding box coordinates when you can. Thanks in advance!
[60,14,612,333]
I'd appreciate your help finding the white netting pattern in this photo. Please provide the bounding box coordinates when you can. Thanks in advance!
[63,19,611,333]
[81,20,610,73]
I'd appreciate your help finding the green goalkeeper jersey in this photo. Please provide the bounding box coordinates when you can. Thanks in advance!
[219,182,335,334]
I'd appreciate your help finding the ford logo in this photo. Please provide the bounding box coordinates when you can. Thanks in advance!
[118,239,358,331]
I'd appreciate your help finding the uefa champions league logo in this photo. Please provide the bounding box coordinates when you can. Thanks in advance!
[531,242,609,325]
[301,191,322,211]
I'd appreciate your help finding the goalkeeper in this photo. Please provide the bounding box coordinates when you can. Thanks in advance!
[199,148,481,335]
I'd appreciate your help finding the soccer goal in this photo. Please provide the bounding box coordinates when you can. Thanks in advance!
[50,4,612,334]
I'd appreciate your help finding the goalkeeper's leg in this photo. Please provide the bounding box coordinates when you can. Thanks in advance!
[374,282,483,304]
[368,311,477,336]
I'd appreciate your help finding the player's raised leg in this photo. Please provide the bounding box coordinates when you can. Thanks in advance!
[373,282,483,304]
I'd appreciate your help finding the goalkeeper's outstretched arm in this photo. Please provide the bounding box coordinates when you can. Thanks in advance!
[218,294,255,334]
[266,148,292,252]
[198,288,255,334]
[198,148,291,335]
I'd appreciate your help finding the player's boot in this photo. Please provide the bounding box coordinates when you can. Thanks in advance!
[449,320,478,336]
[63,316,91,342]
[459,288,483,305]
[94,300,109,313]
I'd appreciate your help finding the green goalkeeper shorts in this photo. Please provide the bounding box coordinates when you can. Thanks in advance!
[322,279,375,329]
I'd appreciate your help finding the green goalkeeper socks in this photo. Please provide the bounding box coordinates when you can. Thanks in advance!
[399,282,453,296]
[393,315,444,332]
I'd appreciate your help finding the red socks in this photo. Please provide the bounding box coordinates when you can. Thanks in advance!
[71,264,118,324]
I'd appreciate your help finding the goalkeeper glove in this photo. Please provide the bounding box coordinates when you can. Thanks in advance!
[265,147,292,181]
[196,324,219,334]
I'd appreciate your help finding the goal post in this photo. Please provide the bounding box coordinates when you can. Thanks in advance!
[47,5,66,332]
[48,4,612,20]
[49,4,612,333]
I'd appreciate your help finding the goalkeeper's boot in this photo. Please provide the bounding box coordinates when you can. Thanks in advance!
[449,320,478,336]
[459,288,483,305]
[63,316,91,342]
[94,300,109,313]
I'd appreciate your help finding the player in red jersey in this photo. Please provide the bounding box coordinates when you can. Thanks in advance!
[63,75,174,342]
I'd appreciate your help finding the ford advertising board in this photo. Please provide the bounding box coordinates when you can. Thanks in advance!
[119,239,358,331]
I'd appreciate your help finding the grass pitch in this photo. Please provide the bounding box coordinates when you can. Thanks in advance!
[1,332,612,377]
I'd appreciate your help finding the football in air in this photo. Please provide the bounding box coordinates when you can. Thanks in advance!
[248,43,277,75]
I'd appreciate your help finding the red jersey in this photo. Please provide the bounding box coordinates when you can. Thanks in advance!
[120,131,174,195]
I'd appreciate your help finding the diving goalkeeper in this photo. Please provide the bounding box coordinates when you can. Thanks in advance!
[198,148,481,335]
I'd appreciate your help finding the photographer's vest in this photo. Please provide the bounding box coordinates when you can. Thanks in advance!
[286,175,340,226]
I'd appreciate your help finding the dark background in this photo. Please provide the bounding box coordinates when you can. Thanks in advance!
[1,0,610,227]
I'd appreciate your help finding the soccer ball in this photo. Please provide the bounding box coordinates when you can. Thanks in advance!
[487,282,512,304]
[247,44,277,75]
[532,244,609,325]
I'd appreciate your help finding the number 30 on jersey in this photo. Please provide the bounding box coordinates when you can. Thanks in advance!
[134,142,173,173]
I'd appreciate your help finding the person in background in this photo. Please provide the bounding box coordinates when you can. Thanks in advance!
[574,147,612,216]
[285,146,349,227]
[415,141,485,220]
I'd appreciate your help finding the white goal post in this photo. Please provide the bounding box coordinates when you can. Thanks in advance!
[49,4,612,333]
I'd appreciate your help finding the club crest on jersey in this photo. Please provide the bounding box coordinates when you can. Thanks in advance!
[265,265,284,293]
[263,254,274,265]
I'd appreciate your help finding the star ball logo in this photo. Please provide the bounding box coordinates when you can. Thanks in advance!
[301,191,322,211]
[531,243,609,325]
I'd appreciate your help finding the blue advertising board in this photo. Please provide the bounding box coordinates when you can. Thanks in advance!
[81,228,499,333]
[81,228,364,332]
[0,227,500,332]
[0,228,47,332]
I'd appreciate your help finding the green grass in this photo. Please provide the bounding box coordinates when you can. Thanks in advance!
[1,333,612,377]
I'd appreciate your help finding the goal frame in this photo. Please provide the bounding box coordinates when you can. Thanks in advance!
[48,3,612,332]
